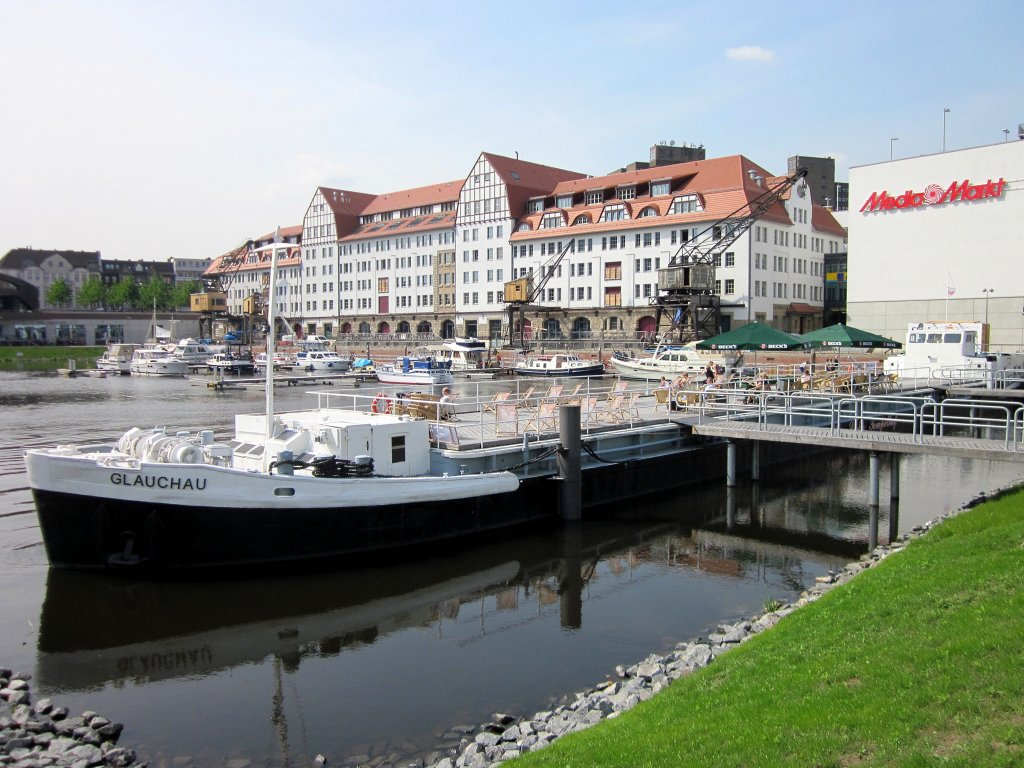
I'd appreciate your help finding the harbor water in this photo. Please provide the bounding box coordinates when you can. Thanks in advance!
[1,370,1021,767]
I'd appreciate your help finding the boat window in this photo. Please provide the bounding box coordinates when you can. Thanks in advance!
[908,333,926,344]
[943,333,961,344]
[273,487,295,497]
[926,334,943,343]
[391,435,406,464]
[964,332,977,345]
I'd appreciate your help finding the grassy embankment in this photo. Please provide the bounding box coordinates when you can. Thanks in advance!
[0,345,104,371]
[514,490,1024,768]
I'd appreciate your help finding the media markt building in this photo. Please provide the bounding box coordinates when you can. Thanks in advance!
[847,139,1023,352]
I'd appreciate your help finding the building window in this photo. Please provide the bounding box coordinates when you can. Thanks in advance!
[724,279,735,294]
[604,262,621,280]
[617,186,636,200]
[601,204,626,223]
[527,199,544,213]
[585,190,604,205]
[670,194,701,214]
[650,181,670,196]
[556,195,573,208]
[540,212,563,229]
[604,287,621,306]
[724,252,735,267]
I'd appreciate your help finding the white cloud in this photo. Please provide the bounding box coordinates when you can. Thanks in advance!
[726,46,776,63]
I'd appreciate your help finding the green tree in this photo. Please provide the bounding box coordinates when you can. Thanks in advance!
[77,276,107,308]
[139,277,172,310]
[107,279,139,310]
[171,280,201,310]
[46,278,73,308]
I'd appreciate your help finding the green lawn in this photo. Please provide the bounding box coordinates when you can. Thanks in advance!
[0,345,104,370]
[514,490,1024,767]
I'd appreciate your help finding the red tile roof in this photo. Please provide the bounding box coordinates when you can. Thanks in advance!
[811,205,846,237]
[482,153,589,215]
[510,155,795,241]
[360,180,464,215]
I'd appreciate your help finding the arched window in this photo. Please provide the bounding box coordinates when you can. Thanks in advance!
[417,320,433,334]
[606,316,620,331]
[440,320,455,339]
[358,321,371,334]
[638,206,658,218]
[571,214,591,225]
[543,318,561,339]
[517,222,532,232]
[397,321,411,334]
[340,322,352,334]
[377,321,390,334]
[571,317,591,339]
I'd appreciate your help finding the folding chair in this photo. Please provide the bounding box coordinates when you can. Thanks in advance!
[653,387,671,413]
[523,401,559,433]
[483,391,510,413]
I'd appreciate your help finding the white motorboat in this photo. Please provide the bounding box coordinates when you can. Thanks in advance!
[512,353,604,377]
[375,357,454,386]
[253,352,291,373]
[296,350,350,372]
[95,343,141,375]
[883,321,1024,379]
[610,343,737,381]
[129,347,188,377]
[168,338,216,366]
[422,337,493,371]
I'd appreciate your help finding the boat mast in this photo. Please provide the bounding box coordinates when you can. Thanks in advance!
[264,227,280,472]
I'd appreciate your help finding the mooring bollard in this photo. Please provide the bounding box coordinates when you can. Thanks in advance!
[557,404,582,521]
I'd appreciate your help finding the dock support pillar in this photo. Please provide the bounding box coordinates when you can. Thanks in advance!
[557,405,582,522]
[751,442,760,482]
[868,452,880,507]
[889,453,900,501]
[726,440,737,487]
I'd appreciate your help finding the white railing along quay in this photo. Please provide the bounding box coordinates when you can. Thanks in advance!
[688,389,1024,454]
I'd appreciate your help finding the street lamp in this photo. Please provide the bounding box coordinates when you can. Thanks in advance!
[1004,129,1011,142]
[943,107,950,151]
[982,288,994,327]
[890,137,899,160]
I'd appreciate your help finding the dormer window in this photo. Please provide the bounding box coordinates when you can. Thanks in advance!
[585,190,604,205]
[670,194,702,214]
[540,212,563,229]
[571,214,591,225]
[617,186,636,201]
[527,199,545,213]
[638,207,658,218]
[651,180,670,196]
[601,204,627,223]
[556,194,573,208]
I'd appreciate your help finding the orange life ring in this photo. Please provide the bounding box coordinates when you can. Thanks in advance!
[371,393,391,414]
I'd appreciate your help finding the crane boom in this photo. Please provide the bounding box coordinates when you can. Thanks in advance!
[503,238,575,348]
[654,167,808,343]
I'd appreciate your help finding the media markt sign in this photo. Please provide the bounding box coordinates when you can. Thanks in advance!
[860,178,1006,213]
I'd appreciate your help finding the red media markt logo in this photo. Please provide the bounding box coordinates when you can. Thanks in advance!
[860,178,1006,213]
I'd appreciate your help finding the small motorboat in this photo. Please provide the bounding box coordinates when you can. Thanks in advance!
[129,347,188,377]
[375,356,454,386]
[512,353,604,377]
[95,343,141,375]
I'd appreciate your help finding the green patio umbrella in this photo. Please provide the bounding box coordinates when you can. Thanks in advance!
[799,323,902,349]
[695,321,812,352]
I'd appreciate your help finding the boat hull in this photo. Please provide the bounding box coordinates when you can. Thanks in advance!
[511,364,604,377]
[26,451,523,571]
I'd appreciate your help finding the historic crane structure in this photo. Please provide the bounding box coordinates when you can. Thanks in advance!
[654,167,808,343]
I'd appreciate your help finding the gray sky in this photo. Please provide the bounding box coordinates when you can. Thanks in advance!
[2,0,1022,262]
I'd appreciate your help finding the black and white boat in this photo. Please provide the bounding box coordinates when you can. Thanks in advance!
[512,353,604,377]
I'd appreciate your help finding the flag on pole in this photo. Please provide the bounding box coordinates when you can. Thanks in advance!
[946,271,955,297]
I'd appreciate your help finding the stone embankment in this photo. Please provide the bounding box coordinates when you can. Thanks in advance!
[0,670,138,768]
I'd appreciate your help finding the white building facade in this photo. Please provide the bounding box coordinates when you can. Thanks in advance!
[848,141,1023,351]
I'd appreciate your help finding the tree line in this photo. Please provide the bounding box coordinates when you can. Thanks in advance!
[45,276,203,312]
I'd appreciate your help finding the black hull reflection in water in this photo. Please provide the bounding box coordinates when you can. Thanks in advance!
[36,474,869,696]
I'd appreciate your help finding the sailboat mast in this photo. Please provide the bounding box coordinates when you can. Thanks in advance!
[264,229,280,472]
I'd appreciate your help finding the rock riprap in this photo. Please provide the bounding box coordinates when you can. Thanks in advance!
[0,670,140,767]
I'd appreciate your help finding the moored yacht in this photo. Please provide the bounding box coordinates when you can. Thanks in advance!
[95,343,141,375]
[129,347,188,377]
